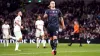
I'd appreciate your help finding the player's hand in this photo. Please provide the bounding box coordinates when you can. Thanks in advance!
[71,32,74,35]
[21,26,23,29]
[62,25,66,30]
[38,29,41,31]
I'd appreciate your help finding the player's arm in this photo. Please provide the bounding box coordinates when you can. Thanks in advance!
[59,9,65,29]
[60,17,65,29]
[15,20,23,28]
[1,25,4,36]
[35,25,41,31]
[43,10,48,19]
[8,25,11,35]
[43,14,48,19]
[35,21,41,31]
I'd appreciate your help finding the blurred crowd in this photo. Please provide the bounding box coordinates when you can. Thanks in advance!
[0,0,100,40]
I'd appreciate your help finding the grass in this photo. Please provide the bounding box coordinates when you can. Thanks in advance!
[0,43,100,56]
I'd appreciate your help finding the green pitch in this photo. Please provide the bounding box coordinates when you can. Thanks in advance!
[0,43,100,56]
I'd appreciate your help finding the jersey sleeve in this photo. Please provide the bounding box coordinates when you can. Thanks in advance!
[8,25,10,29]
[35,21,38,26]
[45,9,49,15]
[58,9,63,17]
[2,25,4,29]
[15,17,20,22]
[42,21,44,25]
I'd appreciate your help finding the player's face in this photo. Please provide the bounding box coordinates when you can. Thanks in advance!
[74,21,77,24]
[18,11,22,16]
[38,16,41,20]
[5,22,7,24]
[50,1,55,8]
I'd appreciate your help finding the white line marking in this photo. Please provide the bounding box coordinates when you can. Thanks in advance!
[1,50,100,56]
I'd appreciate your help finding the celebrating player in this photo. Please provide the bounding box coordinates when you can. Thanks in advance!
[44,1,65,55]
[35,14,46,48]
[2,21,10,47]
[14,11,23,51]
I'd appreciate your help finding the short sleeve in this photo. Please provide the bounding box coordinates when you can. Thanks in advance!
[45,9,49,15]
[35,21,38,26]
[42,21,44,25]
[58,9,63,17]
[2,25,4,29]
[14,17,19,22]
[8,25,10,28]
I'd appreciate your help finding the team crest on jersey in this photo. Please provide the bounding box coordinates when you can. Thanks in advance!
[53,11,55,13]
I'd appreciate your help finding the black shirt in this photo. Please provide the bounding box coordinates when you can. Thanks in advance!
[45,9,63,28]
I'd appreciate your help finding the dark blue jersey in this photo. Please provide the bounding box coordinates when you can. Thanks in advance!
[45,9,63,28]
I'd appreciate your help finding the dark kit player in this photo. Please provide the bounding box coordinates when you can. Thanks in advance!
[43,1,65,55]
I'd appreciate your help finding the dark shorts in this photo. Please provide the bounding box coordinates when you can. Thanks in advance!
[47,25,59,37]
[74,33,79,39]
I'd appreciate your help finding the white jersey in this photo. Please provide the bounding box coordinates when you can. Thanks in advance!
[14,16,21,32]
[35,20,44,31]
[2,24,10,34]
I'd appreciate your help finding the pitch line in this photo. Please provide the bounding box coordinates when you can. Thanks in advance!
[1,50,100,56]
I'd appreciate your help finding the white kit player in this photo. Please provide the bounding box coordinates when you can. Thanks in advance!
[2,21,10,47]
[35,15,46,48]
[14,11,23,51]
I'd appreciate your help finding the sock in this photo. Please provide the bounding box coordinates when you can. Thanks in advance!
[53,39,57,51]
[3,39,6,47]
[70,39,73,46]
[15,41,19,50]
[50,40,54,50]
[37,38,40,48]
[42,39,46,47]
[6,40,9,46]
[79,38,82,46]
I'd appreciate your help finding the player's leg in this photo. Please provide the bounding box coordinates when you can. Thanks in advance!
[3,39,6,47]
[6,34,10,47]
[49,32,54,50]
[50,37,54,50]
[14,31,22,51]
[6,39,9,47]
[36,37,40,48]
[52,30,58,55]
[68,35,74,46]
[3,33,9,47]
[47,28,54,50]
[48,32,55,54]
[79,37,82,47]
[41,31,46,48]
[76,33,82,47]
[3,34,6,47]
[15,38,22,51]
[52,35,58,55]
[36,30,40,48]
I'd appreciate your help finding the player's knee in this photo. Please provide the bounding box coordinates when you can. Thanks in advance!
[18,38,22,42]
[37,38,39,40]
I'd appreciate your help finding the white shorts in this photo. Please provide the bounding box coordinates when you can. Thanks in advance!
[14,31,22,40]
[3,32,10,39]
[35,29,44,37]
